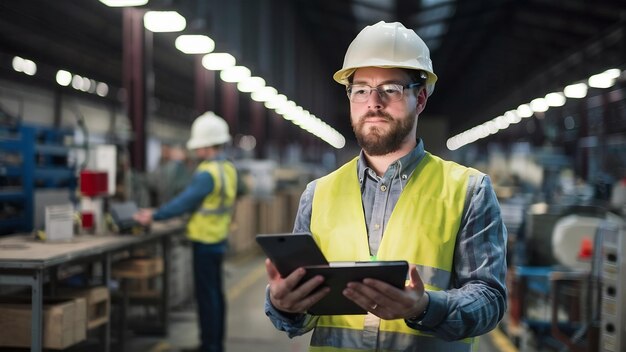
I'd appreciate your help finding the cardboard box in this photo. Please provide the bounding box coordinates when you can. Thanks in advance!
[0,297,86,349]
[58,286,110,329]
[112,257,164,279]
[230,196,258,254]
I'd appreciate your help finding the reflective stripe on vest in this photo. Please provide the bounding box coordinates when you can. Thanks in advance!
[310,325,473,352]
[186,160,237,244]
[310,152,480,351]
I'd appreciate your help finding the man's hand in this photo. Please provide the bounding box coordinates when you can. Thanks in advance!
[342,265,429,320]
[265,258,330,314]
[133,209,154,226]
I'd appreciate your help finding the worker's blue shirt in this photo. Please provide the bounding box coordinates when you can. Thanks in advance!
[153,170,214,221]
[265,139,508,342]
[152,158,229,253]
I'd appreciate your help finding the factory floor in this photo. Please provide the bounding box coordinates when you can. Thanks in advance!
[121,252,515,352]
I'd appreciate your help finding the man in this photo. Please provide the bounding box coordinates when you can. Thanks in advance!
[134,111,238,352]
[263,21,507,351]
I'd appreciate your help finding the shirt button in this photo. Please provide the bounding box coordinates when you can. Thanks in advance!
[380,185,387,192]
[374,224,380,229]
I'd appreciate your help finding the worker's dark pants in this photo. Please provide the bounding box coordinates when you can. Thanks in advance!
[193,241,226,352]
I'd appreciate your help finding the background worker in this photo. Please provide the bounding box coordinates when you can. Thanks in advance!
[134,111,239,352]
[263,21,507,351]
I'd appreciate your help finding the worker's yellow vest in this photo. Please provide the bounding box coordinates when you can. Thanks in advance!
[186,160,237,244]
[310,153,479,352]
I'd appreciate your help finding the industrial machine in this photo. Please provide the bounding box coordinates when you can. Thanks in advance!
[597,221,626,352]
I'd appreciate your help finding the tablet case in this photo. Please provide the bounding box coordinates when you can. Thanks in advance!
[256,233,328,277]
[302,260,409,315]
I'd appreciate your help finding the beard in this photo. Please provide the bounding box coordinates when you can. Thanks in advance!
[352,110,416,156]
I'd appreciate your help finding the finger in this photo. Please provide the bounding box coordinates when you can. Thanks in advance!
[408,266,424,292]
[343,282,380,312]
[265,258,281,281]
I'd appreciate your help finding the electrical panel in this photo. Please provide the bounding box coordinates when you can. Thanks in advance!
[599,221,626,352]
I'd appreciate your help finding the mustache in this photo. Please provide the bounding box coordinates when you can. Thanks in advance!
[359,111,393,121]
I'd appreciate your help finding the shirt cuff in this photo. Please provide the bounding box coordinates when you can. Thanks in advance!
[405,290,447,330]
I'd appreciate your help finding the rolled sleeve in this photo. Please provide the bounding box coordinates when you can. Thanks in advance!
[264,285,317,338]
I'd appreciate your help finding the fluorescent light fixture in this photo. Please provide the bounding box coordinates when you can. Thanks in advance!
[275,100,296,115]
[251,86,278,102]
[237,76,266,93]
[99,0,148,7]
[220,66,250,83]
[12,56,37,76]
[56,70,72,86]
[516,104,533,118]
[96,82,109,97]
[144,11,186,32]
[175,35,215,54]
[530,98,549,112]
[72,75,83,90]
[504,110,521,124]
[564,83,587,98]
[494,115,509,130]
[264,94,287,109]
[545,92,566,107]
[588,72,616,89]
[602,68,622,79]
[202,53,236,70]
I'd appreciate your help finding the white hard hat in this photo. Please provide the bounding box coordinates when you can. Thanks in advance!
[333,21,438,96]
[186,111,232,150]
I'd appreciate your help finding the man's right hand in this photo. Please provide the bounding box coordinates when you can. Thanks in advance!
[265,258,330,314]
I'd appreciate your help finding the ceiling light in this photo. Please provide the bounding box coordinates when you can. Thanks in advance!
[99,0,148,7]
[504,110,521,124]
[56,70,72,86]
[12,56,37,76]
[220,66,250,83]
[144,11,186,32]
[175,35,215,54]
[202,53,236,70]
[96,83,109,97]
[545,92,566,107]
[251,86,278,102]
[588,72,616,89]
[516,104,533,118]
[264,94,287,109]
[563,83,587,98]
[237,76,265,93]
[530,98,549,112]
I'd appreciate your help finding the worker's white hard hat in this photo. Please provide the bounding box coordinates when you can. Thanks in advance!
[186,111,232,150]
[333,21,438,96]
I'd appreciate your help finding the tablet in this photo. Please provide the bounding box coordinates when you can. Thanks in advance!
[256,233,329,277]
[302,260,409,315]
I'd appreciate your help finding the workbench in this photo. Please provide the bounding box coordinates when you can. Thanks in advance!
[0,220,185,352]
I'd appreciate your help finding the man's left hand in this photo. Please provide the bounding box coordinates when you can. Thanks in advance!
[342,265,429,320]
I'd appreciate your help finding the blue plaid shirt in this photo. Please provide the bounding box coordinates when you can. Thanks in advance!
[265,140,508,341]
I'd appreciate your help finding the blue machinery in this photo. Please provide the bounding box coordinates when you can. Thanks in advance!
[0,124,77,235]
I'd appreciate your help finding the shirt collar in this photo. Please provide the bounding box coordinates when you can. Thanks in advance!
[356,139,426,183]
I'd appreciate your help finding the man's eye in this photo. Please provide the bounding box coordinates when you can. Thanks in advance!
[353,89,368,95]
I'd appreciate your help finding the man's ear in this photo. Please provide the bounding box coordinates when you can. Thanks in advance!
[416,88,428,114]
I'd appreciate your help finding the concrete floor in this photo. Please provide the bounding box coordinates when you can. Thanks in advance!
[122,252,511,352]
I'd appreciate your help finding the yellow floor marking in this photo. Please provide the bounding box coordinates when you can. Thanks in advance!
[488,326,518,352]
[227,262,267,302]
[149,340,173,352]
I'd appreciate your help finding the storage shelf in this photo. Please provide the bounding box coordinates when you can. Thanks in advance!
[0,124,76,236]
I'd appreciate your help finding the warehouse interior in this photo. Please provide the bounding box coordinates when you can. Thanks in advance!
[1,0,626,351]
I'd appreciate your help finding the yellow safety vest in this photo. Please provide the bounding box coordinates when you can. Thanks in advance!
[310,152,479,352]
[186,160,237,244]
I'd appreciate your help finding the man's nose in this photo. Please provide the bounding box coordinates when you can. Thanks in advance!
[367,89,384,109]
